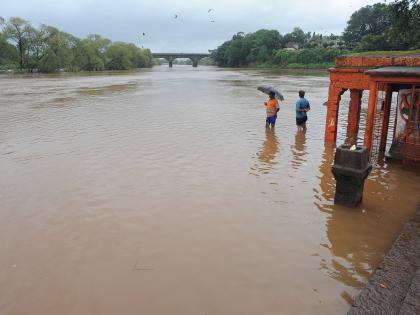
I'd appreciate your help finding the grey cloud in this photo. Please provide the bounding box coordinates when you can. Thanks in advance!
[1,0,379,52]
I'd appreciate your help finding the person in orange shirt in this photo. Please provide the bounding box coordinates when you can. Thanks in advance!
[265,91,280,128]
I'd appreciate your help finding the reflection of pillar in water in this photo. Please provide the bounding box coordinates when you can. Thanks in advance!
[290,129,307,169]
[314,145,393,291]
[315,144,335,204]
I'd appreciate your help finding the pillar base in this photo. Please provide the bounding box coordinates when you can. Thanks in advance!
[331,145,372,208]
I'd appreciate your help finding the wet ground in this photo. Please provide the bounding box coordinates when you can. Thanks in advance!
[0,66,419,315]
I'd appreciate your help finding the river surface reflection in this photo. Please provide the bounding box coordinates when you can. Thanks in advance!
[0,66,419,315]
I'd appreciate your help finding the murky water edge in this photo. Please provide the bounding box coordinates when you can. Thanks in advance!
[0,66,419,315]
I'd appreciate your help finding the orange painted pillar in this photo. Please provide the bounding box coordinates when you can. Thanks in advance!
[379,84,392,152]
[364,81,378,156]
[346,89,363,143]
[325,85,344,143]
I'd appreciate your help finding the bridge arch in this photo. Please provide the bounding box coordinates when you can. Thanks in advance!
[152,53,210,67]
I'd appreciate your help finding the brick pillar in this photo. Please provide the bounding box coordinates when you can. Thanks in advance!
[346,89,363,144]
[364,81,378,156]
[325,85,345,143]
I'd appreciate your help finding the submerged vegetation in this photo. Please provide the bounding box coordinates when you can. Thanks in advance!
[0,17,153,72]
[211,0,420,69]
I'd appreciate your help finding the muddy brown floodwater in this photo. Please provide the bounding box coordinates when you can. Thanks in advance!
[0,66,419,315]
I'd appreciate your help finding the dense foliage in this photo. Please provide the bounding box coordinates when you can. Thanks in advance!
[388,0,420,49]
[211,29,348,68]
[0,17,153,72]
[211,0,420,68]
[272,48,349,68]
[343,0,419,50]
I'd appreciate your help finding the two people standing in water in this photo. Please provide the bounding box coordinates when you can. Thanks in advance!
[257,89,310,175]
[264,90,310,130]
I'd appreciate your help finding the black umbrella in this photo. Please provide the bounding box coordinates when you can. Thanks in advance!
[257,86,284,101]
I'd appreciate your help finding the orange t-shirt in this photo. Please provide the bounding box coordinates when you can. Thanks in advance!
[266,99,279,117]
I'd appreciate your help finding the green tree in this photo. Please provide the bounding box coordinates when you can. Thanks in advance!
[284,27,306,47]
[26,27,48,71]
[210,41,229,66]
[86,34,111,54]
[0,31,18,68]
[35,26,78,72]
[343,3,391,49]
[105,42,152,70]
[2,17,34,70]
[0,16,155,72]
[211,30,283,66]
[389,0,420,49]
[73,39,105,71]
[246,29,283,63]
[359,34,390,51]
[223,32,250,66]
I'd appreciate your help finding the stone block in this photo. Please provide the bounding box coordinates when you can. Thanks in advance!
[332,145,372,207]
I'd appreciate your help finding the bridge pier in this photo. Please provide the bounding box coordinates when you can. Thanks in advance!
[192,58,198,68]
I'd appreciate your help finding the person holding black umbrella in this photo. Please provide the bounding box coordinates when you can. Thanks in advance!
[264,91,280,129]
[257,86,283,129]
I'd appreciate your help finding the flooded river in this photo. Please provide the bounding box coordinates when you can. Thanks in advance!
[0,66,419,315]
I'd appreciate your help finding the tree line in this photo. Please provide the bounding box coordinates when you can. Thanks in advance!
[211,29,348,68]
[343,0,419,50]
[211,0,420,68]
[0,17,154,72]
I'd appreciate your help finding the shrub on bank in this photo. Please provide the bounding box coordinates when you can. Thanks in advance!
[272,48,349,68]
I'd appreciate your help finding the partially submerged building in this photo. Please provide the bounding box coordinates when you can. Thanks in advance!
[325,53,420,168]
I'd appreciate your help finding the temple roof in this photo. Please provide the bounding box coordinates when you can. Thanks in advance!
[365,66,420,77]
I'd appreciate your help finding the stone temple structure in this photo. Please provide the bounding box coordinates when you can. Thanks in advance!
[325,54,420,168]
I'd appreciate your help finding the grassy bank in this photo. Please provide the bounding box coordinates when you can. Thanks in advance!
[348,50,420,57]
[254,62,334,70]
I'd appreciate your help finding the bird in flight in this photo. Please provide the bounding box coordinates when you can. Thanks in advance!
[174,14,178,19]
[142,32,146,36]
[208,9,214,13]
[210,20,215,23]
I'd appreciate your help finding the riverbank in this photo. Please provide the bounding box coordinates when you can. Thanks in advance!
[348,206,420,314]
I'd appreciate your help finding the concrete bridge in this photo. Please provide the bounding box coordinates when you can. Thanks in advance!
[152,53,210,67]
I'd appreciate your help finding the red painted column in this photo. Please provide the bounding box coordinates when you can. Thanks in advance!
[325,85,345,143]
[364,81,378,156]
[346,89,363,144]
[379,84,392,152]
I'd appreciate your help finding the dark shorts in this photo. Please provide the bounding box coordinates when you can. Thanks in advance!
[266,115,277,125]
[296,116,307,126]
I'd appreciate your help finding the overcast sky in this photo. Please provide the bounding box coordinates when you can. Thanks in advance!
[2,0,381,53]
